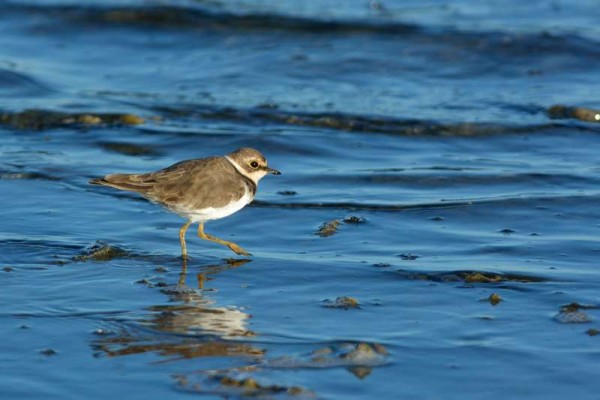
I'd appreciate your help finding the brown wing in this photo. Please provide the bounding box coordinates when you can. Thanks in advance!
[91,157,253,210]
[89,173,157,194]
[89,158,202,194]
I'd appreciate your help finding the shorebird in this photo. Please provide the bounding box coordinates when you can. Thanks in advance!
[90,148,280,258]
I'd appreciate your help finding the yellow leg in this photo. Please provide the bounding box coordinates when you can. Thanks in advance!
[179,220,192,260]
[178,257,188,286]
[197,222,251,256]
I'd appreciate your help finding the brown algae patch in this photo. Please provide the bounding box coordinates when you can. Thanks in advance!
[1,109,145,130]
[464,272,502,283]
[141,103,527,137]
[316,219,341,237]
[548,104,600,123]
[322,296,360,309]
[554,303,597,324]
[174,370,314,399]
[74,241,129,262]
[77,114,102,124]
[316,216,366,237]
[241,108,511,136]
[119,114,145,125]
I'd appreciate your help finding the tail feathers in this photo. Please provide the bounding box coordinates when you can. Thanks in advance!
[89,173,155,193]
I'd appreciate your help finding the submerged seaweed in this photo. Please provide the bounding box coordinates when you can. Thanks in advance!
[394,269,546,284]
[0,109,144,130]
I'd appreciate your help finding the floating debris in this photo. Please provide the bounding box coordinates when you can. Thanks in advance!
[40,348,57,356]
[548,105,600,123]
[73,241,129,262]
[0,109,145,130]
[316,219,341,237]
[323,296,360,309]
[398,253,420,260]
[343,215,366,224]
[488,293,502,305]
[277,190,297,196]
[586,328,600,336]
[372,262,391,268]
[92,328,113,336]
[3,266,14,272]
[555,303,594,324]
[499,228,516,235]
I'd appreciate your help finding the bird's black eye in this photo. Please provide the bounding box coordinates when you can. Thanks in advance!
[250,161,259,169]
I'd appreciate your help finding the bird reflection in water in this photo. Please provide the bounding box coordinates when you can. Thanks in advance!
[92,258,264,362]
[92,258,388,393]
[154,257,254,338]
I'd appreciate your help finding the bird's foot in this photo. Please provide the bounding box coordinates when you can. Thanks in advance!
[228,243,252,257]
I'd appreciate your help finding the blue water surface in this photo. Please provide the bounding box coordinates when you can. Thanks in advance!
[1,1,600,399]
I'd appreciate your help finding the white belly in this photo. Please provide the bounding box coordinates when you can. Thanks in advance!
[175,190,253,222]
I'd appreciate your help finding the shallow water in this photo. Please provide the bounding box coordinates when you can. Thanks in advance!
[1,1,600,399]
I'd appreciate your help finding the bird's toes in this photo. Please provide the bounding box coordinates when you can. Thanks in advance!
[229,244,252,256]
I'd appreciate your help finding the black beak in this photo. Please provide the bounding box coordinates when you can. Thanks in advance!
[266,167,281,175]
